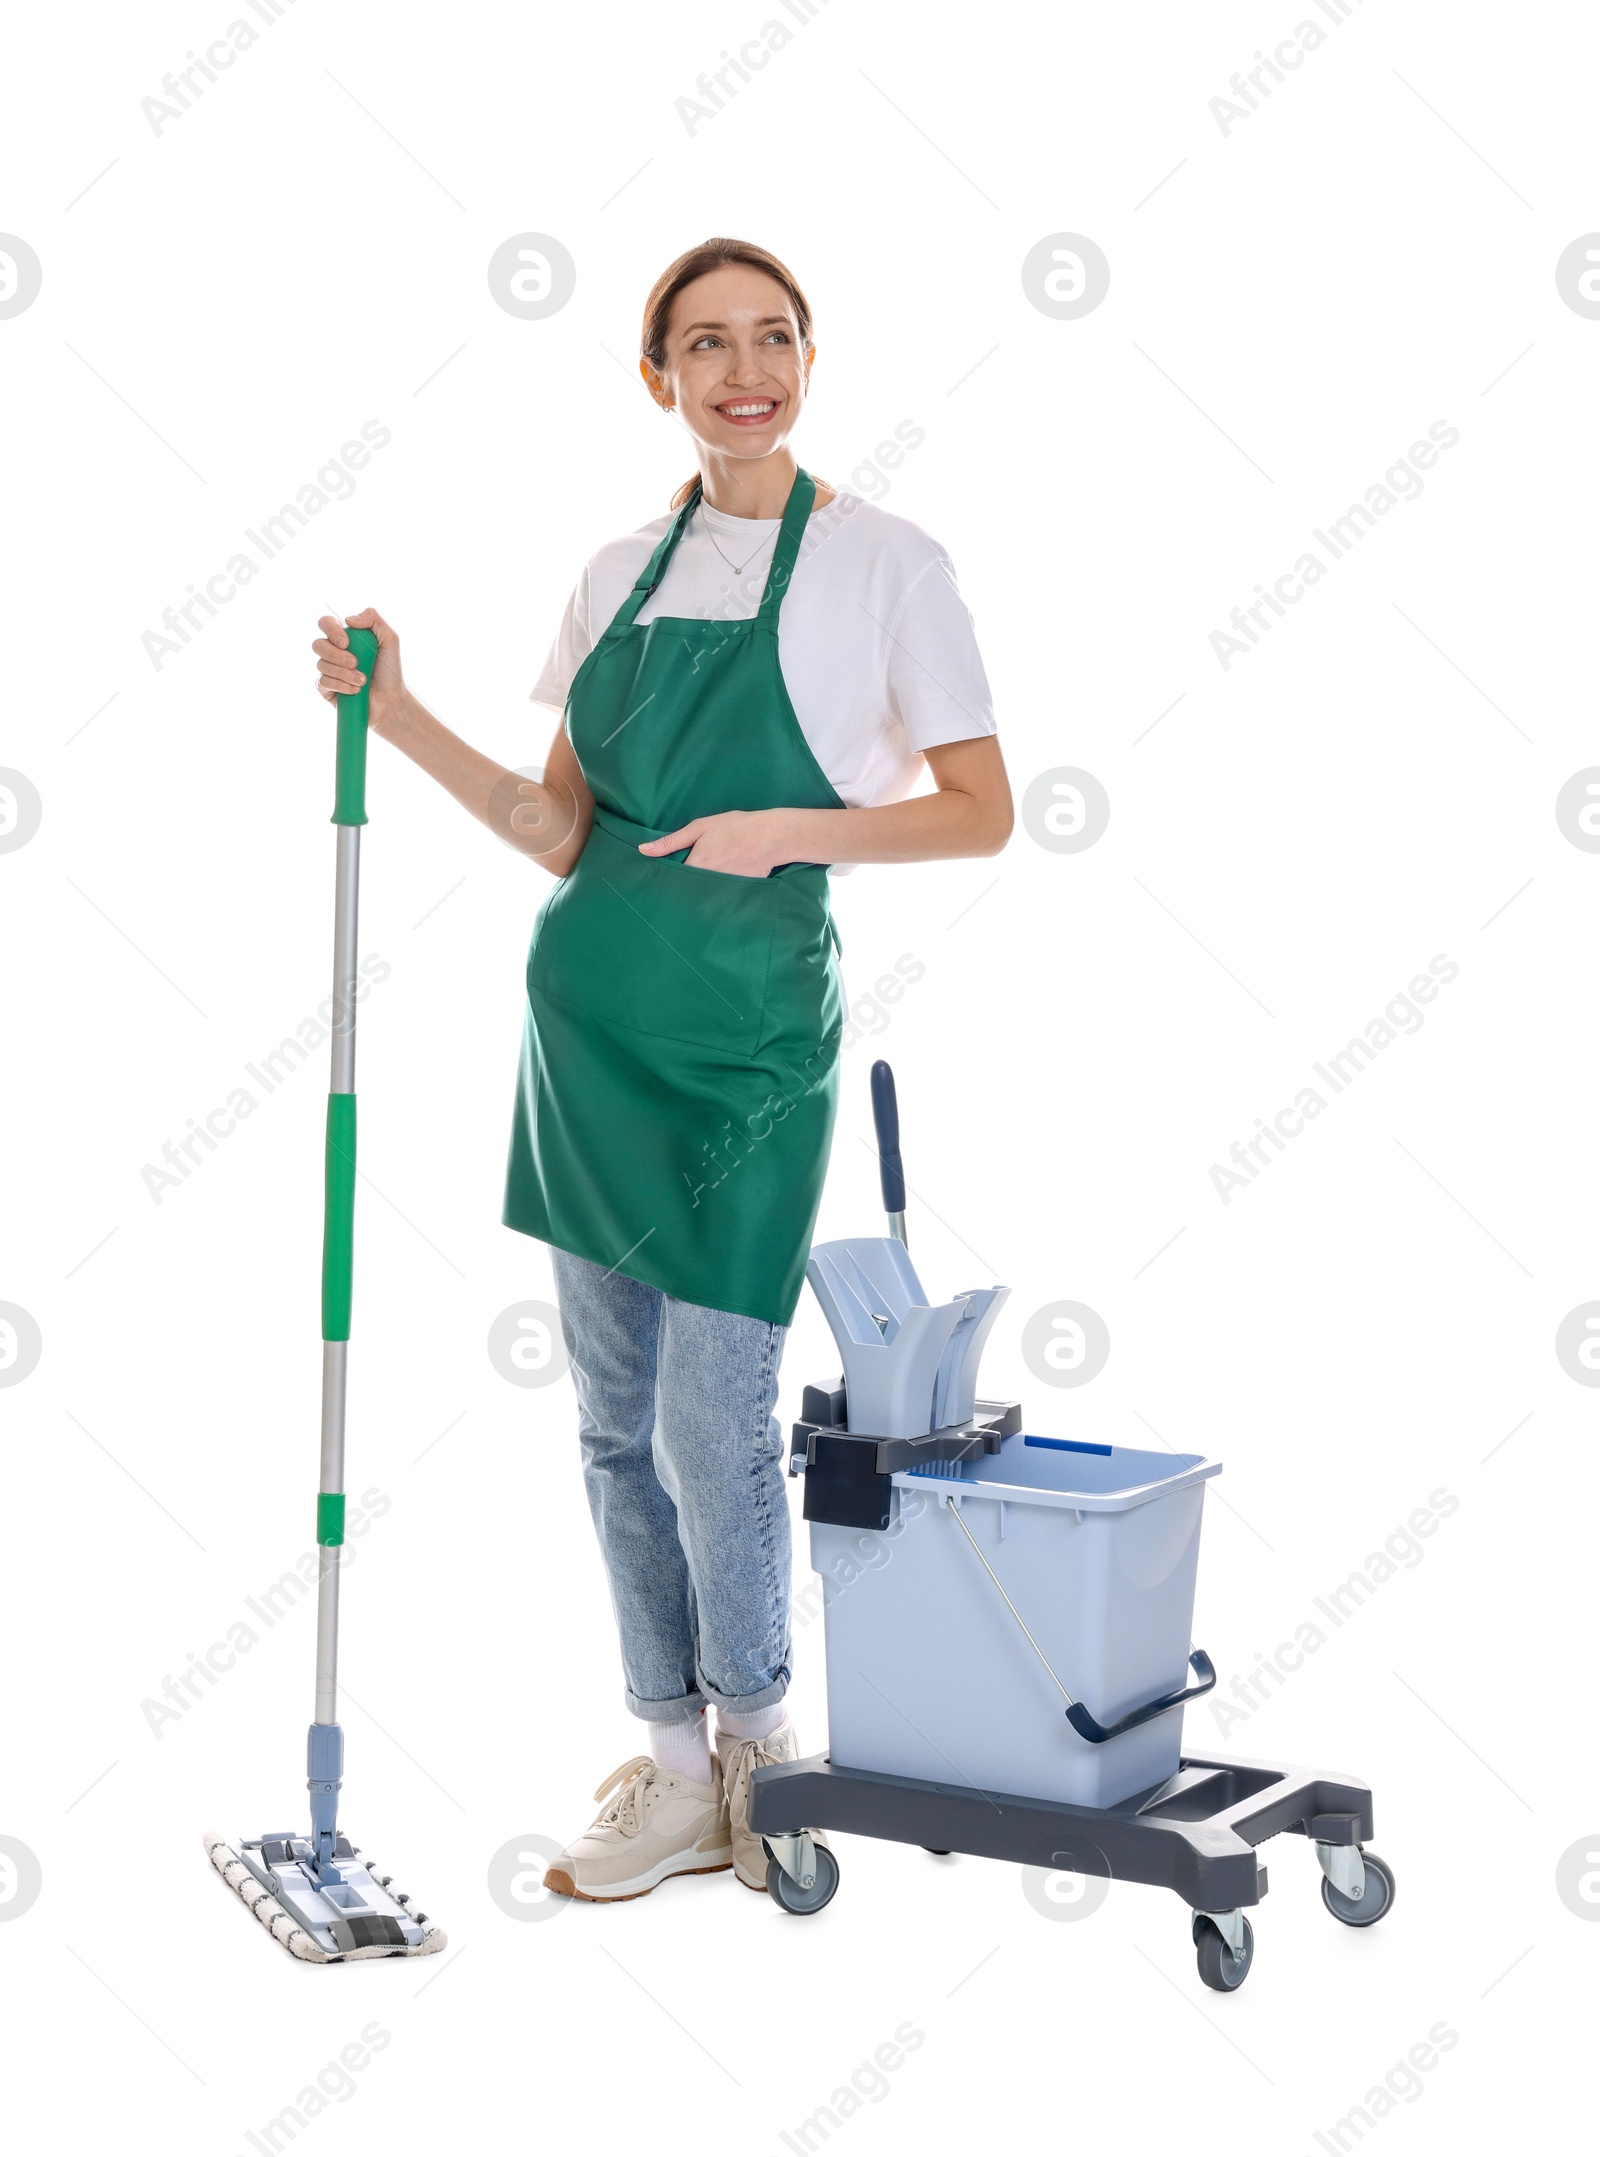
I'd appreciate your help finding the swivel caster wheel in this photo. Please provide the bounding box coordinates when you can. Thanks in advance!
[1321,1851,1395,1928]
[1192,1912,1255,1992]
[765,1843,839,1915]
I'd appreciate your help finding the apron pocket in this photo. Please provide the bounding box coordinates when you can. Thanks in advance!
[527,827,782,1057]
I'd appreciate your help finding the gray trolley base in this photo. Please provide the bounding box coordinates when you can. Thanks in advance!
[749,1748,1390,1989]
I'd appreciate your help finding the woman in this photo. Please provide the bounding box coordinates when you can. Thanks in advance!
[313,237,1011,1903]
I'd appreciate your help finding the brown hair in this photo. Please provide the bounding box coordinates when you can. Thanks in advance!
[640,237,814,509]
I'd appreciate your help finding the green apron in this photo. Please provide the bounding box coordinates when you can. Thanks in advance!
[503,468,845,1325]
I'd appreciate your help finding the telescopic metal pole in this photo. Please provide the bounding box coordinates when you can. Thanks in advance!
[307,625,377,1877]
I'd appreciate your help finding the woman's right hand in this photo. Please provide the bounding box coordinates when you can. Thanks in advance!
[313,608,407,738]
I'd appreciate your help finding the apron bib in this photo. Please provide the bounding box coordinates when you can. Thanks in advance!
[503,469,845,1324]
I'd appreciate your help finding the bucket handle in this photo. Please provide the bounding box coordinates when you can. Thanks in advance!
[1064,1651,1217,1745]
[942,1495,1216,1746]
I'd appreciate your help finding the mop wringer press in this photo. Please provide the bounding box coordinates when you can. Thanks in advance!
[750,1061,1394,1991]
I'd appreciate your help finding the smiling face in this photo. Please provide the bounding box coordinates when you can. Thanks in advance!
[644,263,812,467]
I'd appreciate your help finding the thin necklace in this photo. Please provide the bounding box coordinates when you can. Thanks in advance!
[696,499,778,578]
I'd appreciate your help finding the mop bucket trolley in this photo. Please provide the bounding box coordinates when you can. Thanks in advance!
[748,1063,1394,1992]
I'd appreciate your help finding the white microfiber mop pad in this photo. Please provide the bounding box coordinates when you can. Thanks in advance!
[204,1832,447,1963]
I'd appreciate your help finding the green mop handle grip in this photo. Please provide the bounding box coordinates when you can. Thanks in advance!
[322,1092,357,1355]
[332,625,378,826]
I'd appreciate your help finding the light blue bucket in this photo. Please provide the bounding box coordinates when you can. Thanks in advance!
[810,1433,1221,1810]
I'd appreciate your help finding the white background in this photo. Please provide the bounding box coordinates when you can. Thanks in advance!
[3,1,1596,2148]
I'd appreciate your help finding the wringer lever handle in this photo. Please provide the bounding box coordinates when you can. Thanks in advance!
[870,1058,907,1245]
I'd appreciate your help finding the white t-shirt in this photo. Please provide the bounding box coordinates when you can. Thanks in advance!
[531,490,996,809]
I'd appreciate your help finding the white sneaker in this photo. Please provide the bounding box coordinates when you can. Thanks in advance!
[543,1754,732,1902]
[716,1716,827,1890]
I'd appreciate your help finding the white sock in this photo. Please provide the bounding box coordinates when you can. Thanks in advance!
[717,1700,785,1744]
[647,1712,713,1786]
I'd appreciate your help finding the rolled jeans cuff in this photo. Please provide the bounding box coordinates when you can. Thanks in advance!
[626,1686,707,1724]
[626,1662,790,1723]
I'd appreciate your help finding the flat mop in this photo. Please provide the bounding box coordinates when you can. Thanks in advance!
[204,627,445,1962]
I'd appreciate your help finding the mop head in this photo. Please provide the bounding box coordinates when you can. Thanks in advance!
[204,1831,447,1963]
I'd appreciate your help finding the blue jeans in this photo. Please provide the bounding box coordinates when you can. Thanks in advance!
[552,1248,793,1723]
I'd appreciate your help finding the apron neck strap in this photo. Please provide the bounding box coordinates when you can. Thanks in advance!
[609,484,703,635]
[757,467,816,623]
[606,467,813,636]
